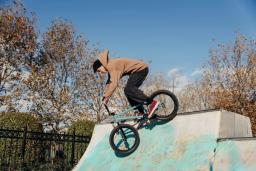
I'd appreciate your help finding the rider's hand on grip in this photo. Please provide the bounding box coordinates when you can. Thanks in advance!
[102,96,109,105]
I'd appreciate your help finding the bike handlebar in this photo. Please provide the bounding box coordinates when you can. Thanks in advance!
[104,104,110,115]
[104,104,115,116]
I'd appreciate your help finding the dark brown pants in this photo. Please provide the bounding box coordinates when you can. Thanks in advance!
[124,68,152,113]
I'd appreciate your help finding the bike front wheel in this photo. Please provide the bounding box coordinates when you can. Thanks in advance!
[150,90,179,121]
[109,124,140,155]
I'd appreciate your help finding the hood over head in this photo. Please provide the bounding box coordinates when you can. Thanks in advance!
[98,50,109,69]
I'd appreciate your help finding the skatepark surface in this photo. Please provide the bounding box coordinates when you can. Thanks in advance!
[73,109,256,171]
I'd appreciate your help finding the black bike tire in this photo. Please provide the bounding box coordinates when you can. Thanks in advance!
[150,90,179,121]
[109,124,140,155]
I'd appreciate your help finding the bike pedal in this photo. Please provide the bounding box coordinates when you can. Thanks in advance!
[142,114,148,119]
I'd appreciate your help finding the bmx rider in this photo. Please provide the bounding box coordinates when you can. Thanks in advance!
[93,49,159,118]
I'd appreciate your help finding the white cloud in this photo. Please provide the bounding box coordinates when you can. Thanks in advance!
[167,67,207,91]
[167,67,189,91]
[176,74,189,89]
[191,68,204,77]
[167,67,179,77]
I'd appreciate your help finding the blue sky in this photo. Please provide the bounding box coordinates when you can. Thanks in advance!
[3,0,256,82]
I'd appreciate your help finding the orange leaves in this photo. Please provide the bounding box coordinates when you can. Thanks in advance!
[205,34,256,135]
[0,7,37,101]
[43,20,77,63]
[0,12,36,54]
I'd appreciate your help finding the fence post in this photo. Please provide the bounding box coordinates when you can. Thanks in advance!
[70,128,75,166]
[21,126,27,169]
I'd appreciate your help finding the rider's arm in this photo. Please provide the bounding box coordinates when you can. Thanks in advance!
[103,70,122,99]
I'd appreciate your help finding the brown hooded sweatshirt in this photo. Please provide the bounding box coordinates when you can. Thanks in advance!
[98,50,148,99]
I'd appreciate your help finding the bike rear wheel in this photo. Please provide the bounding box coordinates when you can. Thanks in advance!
[109,124,140,155]
[150,90,179,121]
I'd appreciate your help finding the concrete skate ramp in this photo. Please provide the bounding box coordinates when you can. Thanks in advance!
[213,138,256,171]
[73,110,255,171]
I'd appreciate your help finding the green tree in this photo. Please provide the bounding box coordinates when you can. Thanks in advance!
[0,112,43,131]
[0,112,43,170]
[68,119,95,136]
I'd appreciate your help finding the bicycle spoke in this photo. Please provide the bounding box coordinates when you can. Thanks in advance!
[151,91,177,118]
[124,140,130,149]
[113,128,136,151]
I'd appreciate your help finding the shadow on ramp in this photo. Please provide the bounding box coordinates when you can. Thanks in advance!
[114,117,175,158]
[137,116,173,130]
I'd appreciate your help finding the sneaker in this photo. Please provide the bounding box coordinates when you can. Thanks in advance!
[148,100,159,118]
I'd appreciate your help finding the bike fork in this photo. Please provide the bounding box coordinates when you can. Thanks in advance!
[117,123,127,142]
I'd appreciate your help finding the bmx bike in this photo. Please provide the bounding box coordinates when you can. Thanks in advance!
[104,90,179,155]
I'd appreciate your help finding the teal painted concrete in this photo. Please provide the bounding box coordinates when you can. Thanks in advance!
[74,110,256,171]
[214,141,256,171]
[76,122,218,171]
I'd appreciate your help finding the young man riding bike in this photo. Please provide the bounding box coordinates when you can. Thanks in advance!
[93,49,159,118]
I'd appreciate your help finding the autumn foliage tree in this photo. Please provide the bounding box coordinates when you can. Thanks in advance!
[200,34,256,135]
[177,78,213,113]
[75,51,108,122]
[23,20,90,131]
[0,0,37,110]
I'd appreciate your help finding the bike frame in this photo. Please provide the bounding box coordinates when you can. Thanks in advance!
[104,104,147,123]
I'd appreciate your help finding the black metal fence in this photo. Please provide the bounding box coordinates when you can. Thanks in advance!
[0,127,91,171]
